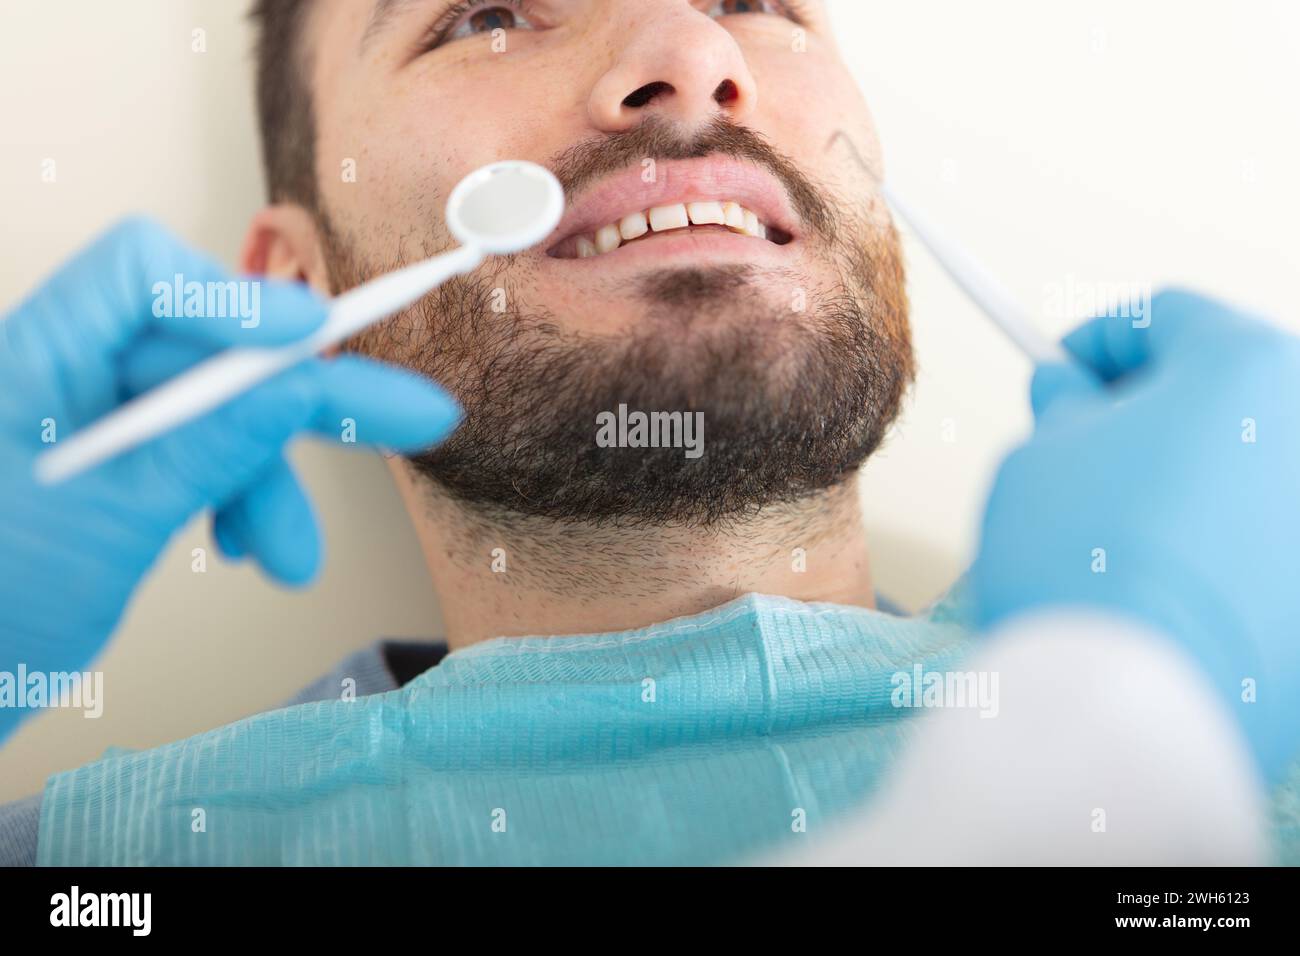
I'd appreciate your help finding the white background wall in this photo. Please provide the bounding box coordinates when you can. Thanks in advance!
[2,0,1297,800]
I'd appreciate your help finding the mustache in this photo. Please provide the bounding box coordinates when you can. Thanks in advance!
[546,115,836,244]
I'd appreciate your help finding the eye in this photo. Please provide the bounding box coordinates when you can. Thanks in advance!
[705,0,783,16]
[451,3,531,40]
[428,1,535,49]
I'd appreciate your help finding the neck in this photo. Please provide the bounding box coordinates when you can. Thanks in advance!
[389,462,875,648]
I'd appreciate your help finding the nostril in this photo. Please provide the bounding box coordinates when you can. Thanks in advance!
[623,81,673,109]
[713,79,739,106]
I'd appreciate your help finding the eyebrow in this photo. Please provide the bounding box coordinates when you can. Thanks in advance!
[361,0,434,51]
[360,0,821,53]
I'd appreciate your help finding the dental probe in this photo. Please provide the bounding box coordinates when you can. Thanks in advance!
[879,181,1072,366]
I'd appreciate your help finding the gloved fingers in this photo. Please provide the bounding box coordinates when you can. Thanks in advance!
[4,217,328,362]
[1029,361,1103,425]
[1061,288,1261,382]
[176,278,328,348]
[127,355,460,516]
[212,506,247,561]
[303,356,463,453]
[119,344,461,451]
[117,333,216,398]
[211,457,321,586]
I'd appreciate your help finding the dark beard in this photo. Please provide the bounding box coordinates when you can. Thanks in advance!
[328,120,914,527]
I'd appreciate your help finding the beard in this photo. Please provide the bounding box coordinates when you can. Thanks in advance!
[325,118,913,527]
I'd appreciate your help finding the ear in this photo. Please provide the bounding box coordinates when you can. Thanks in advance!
[241,204,344,354]
[240,204,331,294]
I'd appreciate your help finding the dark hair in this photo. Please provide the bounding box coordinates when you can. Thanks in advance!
[248,0,318,210]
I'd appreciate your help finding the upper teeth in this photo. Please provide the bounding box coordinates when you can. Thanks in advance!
[574,201,768,258]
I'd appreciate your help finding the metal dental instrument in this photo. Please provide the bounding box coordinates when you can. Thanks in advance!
[827,131,1071,366]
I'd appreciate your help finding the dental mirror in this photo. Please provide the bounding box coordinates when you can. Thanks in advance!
[448,160,565,254]
[34,160,566,485]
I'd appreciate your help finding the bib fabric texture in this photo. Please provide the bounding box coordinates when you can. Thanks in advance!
[36,590,1300,865]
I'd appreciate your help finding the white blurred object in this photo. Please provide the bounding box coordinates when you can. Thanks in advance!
[771,610,1269,865]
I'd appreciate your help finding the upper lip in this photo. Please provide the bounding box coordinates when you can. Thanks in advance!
[544,155,801,255]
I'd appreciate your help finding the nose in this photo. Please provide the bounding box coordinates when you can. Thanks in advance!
[588,2,759,133]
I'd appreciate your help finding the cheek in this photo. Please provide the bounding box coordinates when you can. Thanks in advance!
[393,44,581,165]
[321,64,576,259]
[316,100,486,263]
[317,101,431,241]
[750,49,880,174]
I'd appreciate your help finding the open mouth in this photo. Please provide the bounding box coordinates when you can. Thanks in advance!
[549,200,795,259]
[542,157,803,263]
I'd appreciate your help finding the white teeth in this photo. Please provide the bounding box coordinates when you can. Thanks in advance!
[687,201,727,226]
[574,201,776,258]
[595,223,621,254]
[649,204,689,232]
[741,210,767,240]
[618,211,649,241]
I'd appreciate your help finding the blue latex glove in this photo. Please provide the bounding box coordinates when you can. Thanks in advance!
[970,289,1300,783]
[0,218,460,743]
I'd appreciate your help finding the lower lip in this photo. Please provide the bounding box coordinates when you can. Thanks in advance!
[546,228,796,269]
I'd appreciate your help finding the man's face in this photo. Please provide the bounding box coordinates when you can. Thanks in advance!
[303,0,913,525]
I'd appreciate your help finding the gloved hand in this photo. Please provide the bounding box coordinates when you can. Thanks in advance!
[0,218,460,743]
[970,289,1300,783]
